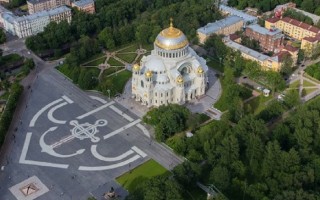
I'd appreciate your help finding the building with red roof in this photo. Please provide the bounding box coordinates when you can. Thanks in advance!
[265,16,320,40]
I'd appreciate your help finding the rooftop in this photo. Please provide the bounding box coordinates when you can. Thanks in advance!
[197,15,243,35]
[281,17,320,33]
[15,6,70,22]
[27,0,50,4]
[247,24,282,36]
[265,17,281,23]
[283,44,298,52]
[224,37,269,62]
[219,5,257,23]
[303,35,320,42]
[72,0,94,7]
[229,33,240,41]
[272,51,291,62]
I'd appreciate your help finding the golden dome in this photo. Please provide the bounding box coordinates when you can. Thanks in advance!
[197,66,204,74]
[154,18,189,50]
[176,75,184,84]
[145,70,153,78]
[132,63,140,71]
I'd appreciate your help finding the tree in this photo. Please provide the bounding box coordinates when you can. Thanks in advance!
[143,104,190,141]
[98,27,115,49]
[265,71,286,93]
[135,24,152,44]
[283,89,300,108]
[280,55,293,76]
[0,29,6,44]
[210,166,230,191]
[301,0,314,13]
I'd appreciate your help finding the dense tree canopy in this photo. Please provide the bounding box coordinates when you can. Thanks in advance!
[143,104,190,141]
[227,0,320,15]
[26,0,222,55]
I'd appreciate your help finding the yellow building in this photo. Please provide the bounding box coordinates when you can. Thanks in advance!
[265,17,320,40]
[224,37,295,71]
[197,15,243,44]
[301,35,320,54]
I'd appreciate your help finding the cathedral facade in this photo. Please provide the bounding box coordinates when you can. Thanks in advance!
[132,20,208,107]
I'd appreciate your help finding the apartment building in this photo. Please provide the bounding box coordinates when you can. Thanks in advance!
[197,15,243,44]
[245,24,284,53]
[224,37,295,71]
[2,12,16,35]
[301,34,320,54]
[3,6,71,38]
[265,17,320,40]
[72,0,95,14]
[27,0,71,14]
[219,4,257,24]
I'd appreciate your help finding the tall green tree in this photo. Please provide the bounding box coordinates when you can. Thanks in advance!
[0,29,6,44]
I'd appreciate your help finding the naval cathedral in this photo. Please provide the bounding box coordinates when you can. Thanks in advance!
[132,20,208,107]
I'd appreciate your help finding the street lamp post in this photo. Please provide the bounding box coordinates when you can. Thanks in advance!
[107,89,111,99]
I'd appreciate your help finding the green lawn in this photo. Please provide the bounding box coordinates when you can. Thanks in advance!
[102,67,125,77]
[107,57,123,66]
[117,44,139,53]
[100,70,132,96]
[116,53,137,63]
[289,80,300,88]
[244,94,273,115]
[85,57,106,66]
[116,159,169,192]
[57,65,100,80]
[0,54,24,68]
[303,80,316,87]
[305,88,318,95]
[81,53,105,64]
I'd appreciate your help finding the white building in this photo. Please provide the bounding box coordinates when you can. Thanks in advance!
[219,4,257,24]
[2,12,16,35]
[4,6,71,38]
[132,20,209,107]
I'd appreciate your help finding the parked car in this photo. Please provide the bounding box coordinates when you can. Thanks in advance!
[256,86,263,91]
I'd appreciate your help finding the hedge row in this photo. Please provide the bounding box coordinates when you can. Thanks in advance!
[0,83,23,147]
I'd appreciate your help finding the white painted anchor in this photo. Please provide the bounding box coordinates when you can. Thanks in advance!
[70,119,107,143]
[40,127,85,158]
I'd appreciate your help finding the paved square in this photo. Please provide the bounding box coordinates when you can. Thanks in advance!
[9,176,49,200]
[0,69,183,199]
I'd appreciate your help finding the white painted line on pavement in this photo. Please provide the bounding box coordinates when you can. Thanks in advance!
[109,105,133,122]
[91,145,135,162]
[76,101,115,119]
[47,102,68,124]
[89,95,107,104]
[132,146,147,158]
[78,155,141,171]
[103,119,141,140]
[50,135,75,148]
[62,95,73,104]
[29,98,63,127]
[136,123,150,138]
[19,132,69,169]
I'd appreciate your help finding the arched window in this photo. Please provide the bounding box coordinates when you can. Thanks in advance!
[141,80,144,88]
